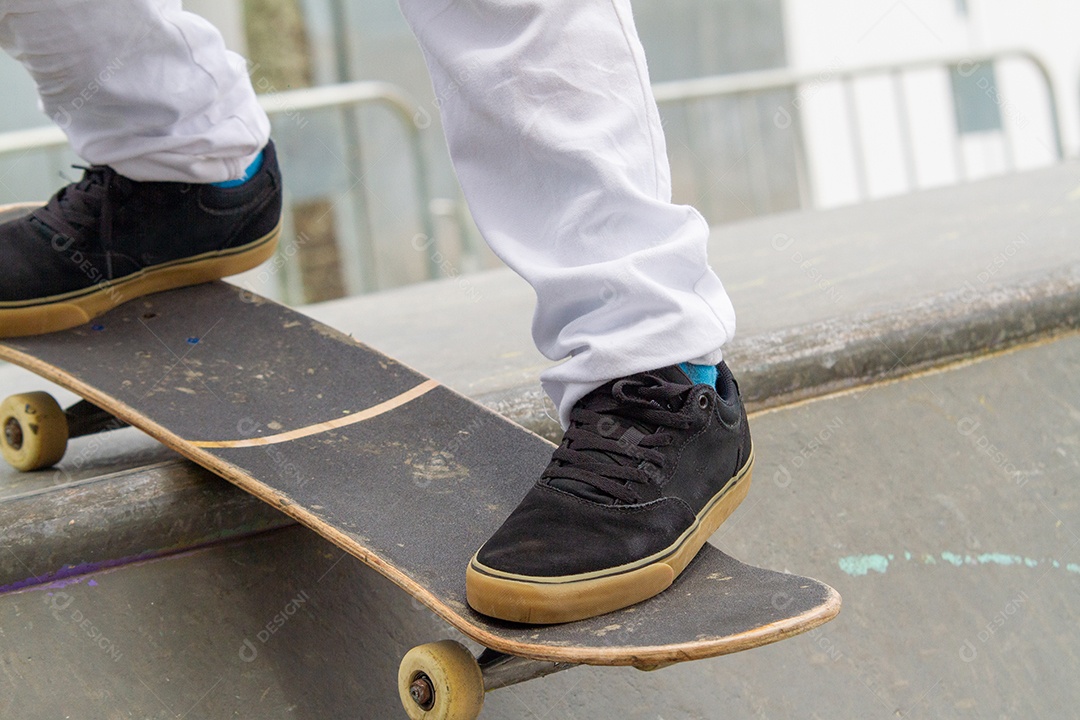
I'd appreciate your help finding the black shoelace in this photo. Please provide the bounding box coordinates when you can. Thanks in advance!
[542,372,698,504]
[32,166,120,278]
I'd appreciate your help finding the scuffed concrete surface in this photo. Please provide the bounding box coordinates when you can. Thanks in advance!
[2,333,1077,718]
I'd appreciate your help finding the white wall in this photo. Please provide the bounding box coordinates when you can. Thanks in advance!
[967,0,1080,154]
[782,0,1077,208]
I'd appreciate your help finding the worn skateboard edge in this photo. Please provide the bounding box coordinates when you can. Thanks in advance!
[0,305,841,667]
[0,202,43,214]
[462,585,842,667]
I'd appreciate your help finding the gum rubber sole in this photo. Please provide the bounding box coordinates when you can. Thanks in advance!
[466,452,754,624]
[0,222,281,338]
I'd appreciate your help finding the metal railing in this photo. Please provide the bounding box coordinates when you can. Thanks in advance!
[652,49,1064,213]
[260,82,436,292]
[0,53,1068,296]
[0,125,67,155]
[0,81,436,301]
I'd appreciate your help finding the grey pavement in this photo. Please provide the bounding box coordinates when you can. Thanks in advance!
[1,332,1077,718]
[2,163,1079,718]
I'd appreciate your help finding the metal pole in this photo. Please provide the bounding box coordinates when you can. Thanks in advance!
[477,649,577,692]
[891,69,918,192]
[842,75,869,201]
[328,0,377,293]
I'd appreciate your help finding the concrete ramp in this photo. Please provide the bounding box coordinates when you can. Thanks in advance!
[1,164,1078,718]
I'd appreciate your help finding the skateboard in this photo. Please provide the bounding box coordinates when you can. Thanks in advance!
[0,206,840,719]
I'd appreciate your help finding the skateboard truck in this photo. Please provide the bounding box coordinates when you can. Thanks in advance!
[398,642,577,720]
[0,391,127,472]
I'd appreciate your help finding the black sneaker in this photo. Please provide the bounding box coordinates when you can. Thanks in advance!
[467,361,753,624]
[0,140,283,337]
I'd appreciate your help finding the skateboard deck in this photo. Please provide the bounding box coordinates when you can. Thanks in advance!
[0,207,839,717]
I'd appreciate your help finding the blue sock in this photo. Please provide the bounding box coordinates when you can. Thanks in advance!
[212,150,264,188]
[679,362,718,387]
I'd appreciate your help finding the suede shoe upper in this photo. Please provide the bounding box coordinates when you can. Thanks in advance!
[1,141,282,303]
[475,362,752,578]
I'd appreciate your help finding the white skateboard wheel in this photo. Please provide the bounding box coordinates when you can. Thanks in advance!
[398,640,484,720]
[0,392,68,471]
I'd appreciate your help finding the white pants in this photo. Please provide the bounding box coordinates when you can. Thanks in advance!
[0,0,736,427]
[0,0,267,182]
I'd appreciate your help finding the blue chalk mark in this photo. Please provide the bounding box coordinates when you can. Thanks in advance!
[838,554,890,576]
[838,551,1077,577]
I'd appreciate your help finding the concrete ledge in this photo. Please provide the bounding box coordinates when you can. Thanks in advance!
[729,264,1080,411]
[471,264,1080,437]
[2,162,1078,589]
[0,459,292,590]
[306,162,1080,438]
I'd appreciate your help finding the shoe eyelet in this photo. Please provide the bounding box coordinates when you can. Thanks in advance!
[698,394,710,410]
